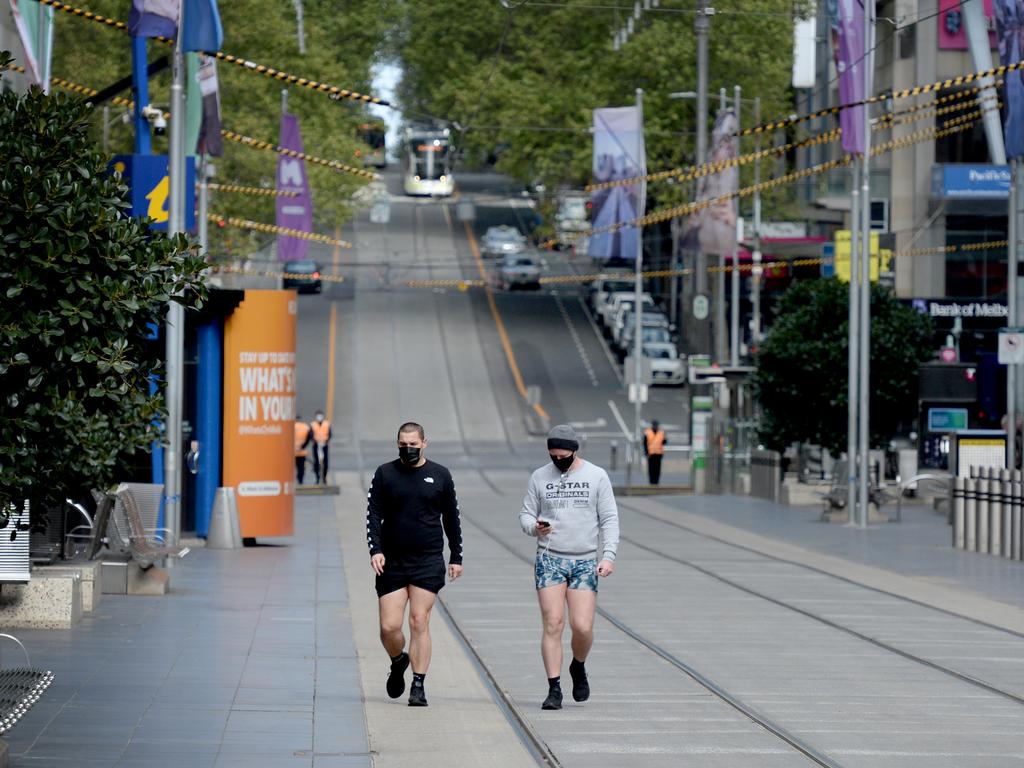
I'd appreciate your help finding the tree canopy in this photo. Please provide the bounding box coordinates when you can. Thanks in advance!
[48,0,395,257]
[393,0,804,211]
[0,52,206,514]
[752,278,934,456]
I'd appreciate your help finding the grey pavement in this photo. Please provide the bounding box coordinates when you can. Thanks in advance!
[5,495,370,768]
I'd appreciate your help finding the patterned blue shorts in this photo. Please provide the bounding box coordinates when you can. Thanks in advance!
[534,552,598,592]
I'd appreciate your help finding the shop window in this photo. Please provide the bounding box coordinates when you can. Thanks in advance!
[945,215,1007,300]
[934,90,991,164]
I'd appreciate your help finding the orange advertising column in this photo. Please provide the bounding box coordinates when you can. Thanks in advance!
[222,290,297,537]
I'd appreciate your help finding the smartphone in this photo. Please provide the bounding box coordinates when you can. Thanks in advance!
[536,520,551,530]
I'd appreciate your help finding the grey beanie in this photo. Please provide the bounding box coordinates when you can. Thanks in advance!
[547,424,579,452]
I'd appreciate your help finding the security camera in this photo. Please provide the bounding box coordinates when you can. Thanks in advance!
[141,105,167,136]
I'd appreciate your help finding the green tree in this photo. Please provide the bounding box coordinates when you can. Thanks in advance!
[48,0,396,257]
[752,278,934,456]
[0,53,207,517]
[393,0,804,215]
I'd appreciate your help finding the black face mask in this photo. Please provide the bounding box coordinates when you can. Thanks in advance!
[399,446,421,465]
[550,453,575,473]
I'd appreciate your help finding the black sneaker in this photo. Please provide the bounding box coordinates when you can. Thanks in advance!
[569,659,590,702]
[408,684,428,707]
[541,687,562,710]
[386,653,409,699]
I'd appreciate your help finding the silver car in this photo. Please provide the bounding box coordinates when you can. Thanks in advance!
[481,225,527,258]
[499,254,544,290]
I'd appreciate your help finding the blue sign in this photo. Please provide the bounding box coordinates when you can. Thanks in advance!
[820,242,835,278]
[928,407,968,432]
[110,154,196,232]
[934,164,1010,199]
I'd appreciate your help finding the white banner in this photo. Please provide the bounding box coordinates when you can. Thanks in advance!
[590,106,646,261]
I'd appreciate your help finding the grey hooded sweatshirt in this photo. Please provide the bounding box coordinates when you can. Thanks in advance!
[519,459,620,561]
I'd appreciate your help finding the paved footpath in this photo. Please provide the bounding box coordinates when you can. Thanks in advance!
[8,477,1024,767]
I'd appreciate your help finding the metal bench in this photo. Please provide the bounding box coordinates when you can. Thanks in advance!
[111,485,189,569]
[0,634,53,737]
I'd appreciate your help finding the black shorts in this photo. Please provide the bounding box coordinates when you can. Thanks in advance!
[375,558,446,598]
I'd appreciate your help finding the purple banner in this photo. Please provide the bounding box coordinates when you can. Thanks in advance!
[276,112,313,262]
[590,106,646,261]
[832,0,868,155]
[995,1,1024,158]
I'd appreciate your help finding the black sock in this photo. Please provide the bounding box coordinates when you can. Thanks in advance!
[412,672,426,687]
[571,657,585,668]
[548,676,561,689]
[390,651,406,663]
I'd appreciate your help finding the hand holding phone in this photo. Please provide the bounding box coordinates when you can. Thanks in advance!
[536,519,552,536]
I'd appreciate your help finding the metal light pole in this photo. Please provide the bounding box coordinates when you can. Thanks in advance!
[291,0,306,54]
[633,87,647,479]
[751,96,762,345]
[1009,159,1018,470]
[694,4,710,353]
[730,85,741,367]
[715,87,727,363]
[163,9,187,547]
[198,156,210,254]
[847,162,860,523]
[857,3,873,527]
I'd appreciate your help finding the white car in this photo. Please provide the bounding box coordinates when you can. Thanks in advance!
[588,275,633,312]
[616,313,672,354]
[481,225,527,258]
[645,342,685,386]
[600,291,654,329]
[609,298,658,343]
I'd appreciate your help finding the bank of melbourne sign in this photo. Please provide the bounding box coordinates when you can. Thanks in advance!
[933,164,1011,199]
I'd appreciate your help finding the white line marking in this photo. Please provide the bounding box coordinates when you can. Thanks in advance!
[576,293,624,386]
[553,290,599,387]
[607,399,632,440]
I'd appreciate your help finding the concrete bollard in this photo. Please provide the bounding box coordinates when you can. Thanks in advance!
[965,476,978,552]
[1000,470,1012,558]
[207,487,243,549]
[1011,481,1019,561]
[989,470,1003,556]
[977,469,990,554]
[953,476,966,550]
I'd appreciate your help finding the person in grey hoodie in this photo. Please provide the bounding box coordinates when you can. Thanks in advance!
[520,424,619,711]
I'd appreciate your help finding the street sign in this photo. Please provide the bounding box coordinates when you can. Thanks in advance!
[693,294,709,321]
[689,365,725,385]
[627,383,648,404]
[998,328,1024,364]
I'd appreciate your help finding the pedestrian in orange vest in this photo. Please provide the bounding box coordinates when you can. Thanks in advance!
[643,420,667,485]
[311,410,332,485]
[295,416,312,485]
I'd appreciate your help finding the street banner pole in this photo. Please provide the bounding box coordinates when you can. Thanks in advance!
[633,87,646,482]
[1009,160,1017,470]
[730,85,741,367]
[857,0,874,527]
[164,4,187,548]
[847,162,860,523]
[751,96,762,346]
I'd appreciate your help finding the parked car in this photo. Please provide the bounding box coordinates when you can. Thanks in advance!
[282,260,322,294]
[587,275,634,312]
[481,225,527,258]
[607,295,657,339]
[616,311,672,354]
[644,342,686,386]
[620,325,673,360]
[499,254,544,290]
[599,291,653,329]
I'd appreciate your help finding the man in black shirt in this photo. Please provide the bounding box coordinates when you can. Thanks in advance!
[366,422,463,707]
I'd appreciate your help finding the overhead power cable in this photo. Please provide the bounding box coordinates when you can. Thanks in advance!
[36,0,389,106]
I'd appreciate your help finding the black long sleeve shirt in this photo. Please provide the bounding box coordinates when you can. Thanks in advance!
[366,459,463,565]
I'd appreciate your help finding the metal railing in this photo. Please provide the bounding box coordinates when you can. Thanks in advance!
[951,467,1023,560]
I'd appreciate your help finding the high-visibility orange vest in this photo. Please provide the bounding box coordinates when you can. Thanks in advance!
[644,428,665,455]
[311,419,331,446]
[294,422,311,457]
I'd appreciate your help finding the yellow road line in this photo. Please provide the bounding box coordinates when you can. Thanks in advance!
[463,219,550,423]
[326,301,338,423]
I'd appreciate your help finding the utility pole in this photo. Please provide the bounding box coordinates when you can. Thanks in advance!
[730,85,741,367]
[633,88,647,482]
[694,4,710,354]
[857,2,873,527]
[1009,159,1017,470]
[291,0,306,54]
[847,162,860,522]
[715,87,727,363]
[164,6,187,548]
[751,96,762,345]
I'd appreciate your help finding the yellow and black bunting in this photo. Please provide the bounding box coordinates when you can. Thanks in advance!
[36,0,389,105]
[204,183,298,198]
[208,214,354,249]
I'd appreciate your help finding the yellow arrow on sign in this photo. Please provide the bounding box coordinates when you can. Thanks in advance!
[146,175,170,223]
